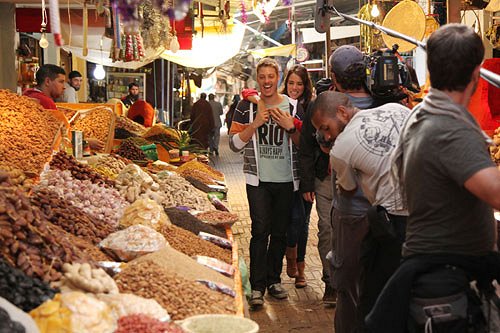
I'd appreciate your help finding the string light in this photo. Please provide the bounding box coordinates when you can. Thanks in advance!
[371,0,380,18]
[39,0,49,48]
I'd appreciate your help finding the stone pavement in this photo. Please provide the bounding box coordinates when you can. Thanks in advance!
[210,128,335,333]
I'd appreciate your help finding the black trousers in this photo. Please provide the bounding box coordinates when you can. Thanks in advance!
[358,207,407,331]
[246,181,294,293]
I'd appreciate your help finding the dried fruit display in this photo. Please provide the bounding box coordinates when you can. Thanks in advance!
[31,188,116,244]
[490,127,500,165]
[114,260,235,320]
[0,165,36,190]
[38,169,128,228]
[176,160,224,181]
[0,186,92,282]
[115,314,183,333]
[159,224,232,264]
[0,90,61,174]
[72,107,115,152]
[180,168,217,185]
[115,138,147,161]
[196,211,239,227]
[50,151,115,187]
[0,259,58,312]
[164,207,227,239]
[115,116,147,136]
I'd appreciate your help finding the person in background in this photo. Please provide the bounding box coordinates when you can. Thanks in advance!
[229,57,303,307]
[23,64,66,110]
[23,64,104,151]
[280,65,314,289]
[313,91,409,331]
[190,93,215,149]
[59,70,83,103]
[366,24,500,332]
[225,94,240,131]
[121,82,140,108]
[298,76,337,305]
[208,93,224,155]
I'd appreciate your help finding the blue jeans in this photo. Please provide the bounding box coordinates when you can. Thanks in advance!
[287,191,313,262]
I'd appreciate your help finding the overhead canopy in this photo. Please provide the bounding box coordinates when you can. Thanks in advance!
[60,9,165,69]
[160,22,245,68]
[250,44,296,58]
[301,25,360,44]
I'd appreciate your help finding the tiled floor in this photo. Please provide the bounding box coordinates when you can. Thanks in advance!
[210,128,335,333]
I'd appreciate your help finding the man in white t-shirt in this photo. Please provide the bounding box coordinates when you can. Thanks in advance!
[58,71,82,103]
[311,91,410,328]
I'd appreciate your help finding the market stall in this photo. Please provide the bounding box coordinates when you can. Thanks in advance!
[0,90,252,332]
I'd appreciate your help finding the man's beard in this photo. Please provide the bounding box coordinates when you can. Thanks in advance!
[72,86,80,91]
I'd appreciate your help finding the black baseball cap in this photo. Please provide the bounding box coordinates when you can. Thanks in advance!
[329,45,365,77]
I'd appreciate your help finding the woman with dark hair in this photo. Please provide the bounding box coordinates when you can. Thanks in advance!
[280,64,314,288]
[281,64,314,110]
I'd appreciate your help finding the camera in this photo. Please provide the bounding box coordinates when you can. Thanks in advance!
[366,46,420,103]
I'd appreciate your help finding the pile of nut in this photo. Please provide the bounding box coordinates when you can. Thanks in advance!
[93,154,127,176]
[59,262,119,294]
[196,211,239,227]
[72,107,113,143]
[115,116,147,136]
[31,188,116,244]
[0,186,91,282]
[38,169,128,228]
[0,165,36,190]
[180,168,217,185]
[490,127,500,165]
[50,151,114,187]
[159,224,232,264]
[0,259,58,312]
[0,90,61,174]
[114,260,235,320]
[57,106,78,121]
[164,207,227,239]
[116,138,147,161]
[176,160,225,181]
[114,164,166,203]
[154,172,213,211]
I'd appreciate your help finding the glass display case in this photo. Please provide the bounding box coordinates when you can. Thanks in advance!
[106,72,146,101]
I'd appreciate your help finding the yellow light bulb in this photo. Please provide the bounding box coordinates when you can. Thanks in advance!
[39,33,49,49]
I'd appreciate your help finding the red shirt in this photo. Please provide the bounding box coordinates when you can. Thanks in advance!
[23,88,57,110]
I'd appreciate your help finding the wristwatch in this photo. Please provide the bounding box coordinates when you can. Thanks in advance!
[286,126,297,134]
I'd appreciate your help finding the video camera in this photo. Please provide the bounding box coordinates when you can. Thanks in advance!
[365,45,420,103]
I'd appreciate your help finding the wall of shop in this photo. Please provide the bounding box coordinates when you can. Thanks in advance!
[0,3,17,91]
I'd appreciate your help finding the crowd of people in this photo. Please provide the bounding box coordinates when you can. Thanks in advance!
[228,23,500,332]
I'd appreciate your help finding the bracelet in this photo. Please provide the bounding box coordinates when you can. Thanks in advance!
[286,126,297,134]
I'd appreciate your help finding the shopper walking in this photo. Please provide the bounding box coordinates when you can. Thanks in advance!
[280,65,314,289]
[367,24,500,332]
[208,93,224,155]
[190,93,214,149]
[229,57,303,308]
[225,95,240,132]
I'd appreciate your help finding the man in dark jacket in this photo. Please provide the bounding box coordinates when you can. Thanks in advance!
[190,93,214,149]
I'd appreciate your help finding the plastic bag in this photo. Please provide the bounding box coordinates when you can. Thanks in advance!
[100,225,168,261]
[119,199,171,231]
[195,256,234,277]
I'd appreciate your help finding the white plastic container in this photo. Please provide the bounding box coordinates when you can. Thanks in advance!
[179,314,259,333]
